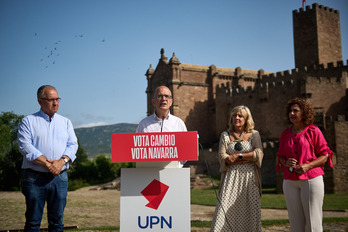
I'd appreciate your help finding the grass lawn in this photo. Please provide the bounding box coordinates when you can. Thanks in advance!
[189,187,348,230]
[191,188,348,211]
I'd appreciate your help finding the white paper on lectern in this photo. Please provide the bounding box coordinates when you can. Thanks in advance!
[120,168,190,232]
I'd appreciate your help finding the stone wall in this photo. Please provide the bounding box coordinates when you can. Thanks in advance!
[145,50,348,192]
[293,4,342,68]
[334,116,348,193]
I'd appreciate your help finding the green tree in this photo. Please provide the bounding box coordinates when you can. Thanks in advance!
[0,112,24,190]
[112,161,135,177]
[0,112,135,191]
[0,123,11,155]
[74,140,89,164]
[95,154,116,181]
[69,139,99,183]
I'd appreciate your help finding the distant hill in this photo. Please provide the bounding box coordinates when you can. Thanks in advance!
[75,123,137,158]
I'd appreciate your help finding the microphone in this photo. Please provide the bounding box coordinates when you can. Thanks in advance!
[160,116,165,132]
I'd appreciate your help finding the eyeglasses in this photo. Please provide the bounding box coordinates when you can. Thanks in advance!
[41,98,61,103]
[154,94,172,99]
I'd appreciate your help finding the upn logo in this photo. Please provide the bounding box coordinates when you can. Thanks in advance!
[141,179,169,210]
[139,179,172,229]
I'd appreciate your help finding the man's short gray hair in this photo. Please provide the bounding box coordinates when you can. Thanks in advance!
[37,85,57,99]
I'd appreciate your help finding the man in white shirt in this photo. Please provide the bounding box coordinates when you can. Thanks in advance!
[136,86,187,167]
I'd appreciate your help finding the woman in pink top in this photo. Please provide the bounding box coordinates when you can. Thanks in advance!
[277,98,333,232]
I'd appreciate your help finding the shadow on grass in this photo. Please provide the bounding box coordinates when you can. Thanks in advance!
[67,218,348,230]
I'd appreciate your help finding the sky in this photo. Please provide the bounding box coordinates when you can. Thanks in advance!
[0,0,347,128]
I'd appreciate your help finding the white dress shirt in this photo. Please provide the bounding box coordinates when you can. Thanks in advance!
[136,111,187,168]
[18,109,78,172]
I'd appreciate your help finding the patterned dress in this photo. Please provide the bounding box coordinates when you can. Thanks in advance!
[211,132,262,232]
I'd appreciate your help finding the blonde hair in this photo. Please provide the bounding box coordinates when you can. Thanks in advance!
[228,105,255,133]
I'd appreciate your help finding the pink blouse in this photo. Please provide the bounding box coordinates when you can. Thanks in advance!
[277,124,333,180]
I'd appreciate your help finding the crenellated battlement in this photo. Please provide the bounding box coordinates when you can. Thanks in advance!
[293,3,339,15]
[213,62,346,82]
[215,59,348,98]
[261,60,348,79]
[293,3,342,68]
[305,60,348,70]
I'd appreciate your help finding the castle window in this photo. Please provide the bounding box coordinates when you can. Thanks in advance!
[301,93,312,99]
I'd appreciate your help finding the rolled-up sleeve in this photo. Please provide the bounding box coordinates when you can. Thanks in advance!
[18,117,43,161]
[310,126,333,167]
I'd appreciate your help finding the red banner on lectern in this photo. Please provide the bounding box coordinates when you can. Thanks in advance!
[111,131,198,162]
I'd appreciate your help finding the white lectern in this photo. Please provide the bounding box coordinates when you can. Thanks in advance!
[112,131,198,231]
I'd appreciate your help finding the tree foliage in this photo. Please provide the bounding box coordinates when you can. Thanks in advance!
[0,111,134,191]
[0,112,24,190]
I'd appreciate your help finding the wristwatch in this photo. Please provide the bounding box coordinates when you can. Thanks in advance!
[61,157,69,163]
[238,153,243,160]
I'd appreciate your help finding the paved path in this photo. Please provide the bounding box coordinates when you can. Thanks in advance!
[191,205,348,232]
[191,204,348,221]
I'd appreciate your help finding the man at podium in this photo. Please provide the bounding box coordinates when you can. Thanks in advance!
[136,85,187,168]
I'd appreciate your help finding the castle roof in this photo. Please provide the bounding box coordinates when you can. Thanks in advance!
[180,63,273,77]
[169,53,180,65]
[145,64,154,75]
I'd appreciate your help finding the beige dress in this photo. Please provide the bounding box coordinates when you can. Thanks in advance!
[210,130,263,232]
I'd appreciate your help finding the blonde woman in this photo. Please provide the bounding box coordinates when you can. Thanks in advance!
[211,105,263,232]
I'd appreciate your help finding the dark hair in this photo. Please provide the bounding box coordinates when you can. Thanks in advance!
[285,98,315,125]
[37,85,56,99]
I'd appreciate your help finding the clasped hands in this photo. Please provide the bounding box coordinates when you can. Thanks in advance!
[46,159,65,176]
[225,154,246,166]
[285,158,311,174]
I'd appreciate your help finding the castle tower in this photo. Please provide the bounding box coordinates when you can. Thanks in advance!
[293,3,342,68]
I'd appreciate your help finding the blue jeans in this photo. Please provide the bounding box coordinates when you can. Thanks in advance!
[22,169,68,232]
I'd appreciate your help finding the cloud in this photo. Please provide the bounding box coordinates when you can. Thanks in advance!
[75,122,112,129]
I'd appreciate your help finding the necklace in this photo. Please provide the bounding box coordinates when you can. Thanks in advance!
[233,131,244,142]
[232,131,244,151]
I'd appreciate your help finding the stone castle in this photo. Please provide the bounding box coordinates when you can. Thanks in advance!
[143,3,348,193]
